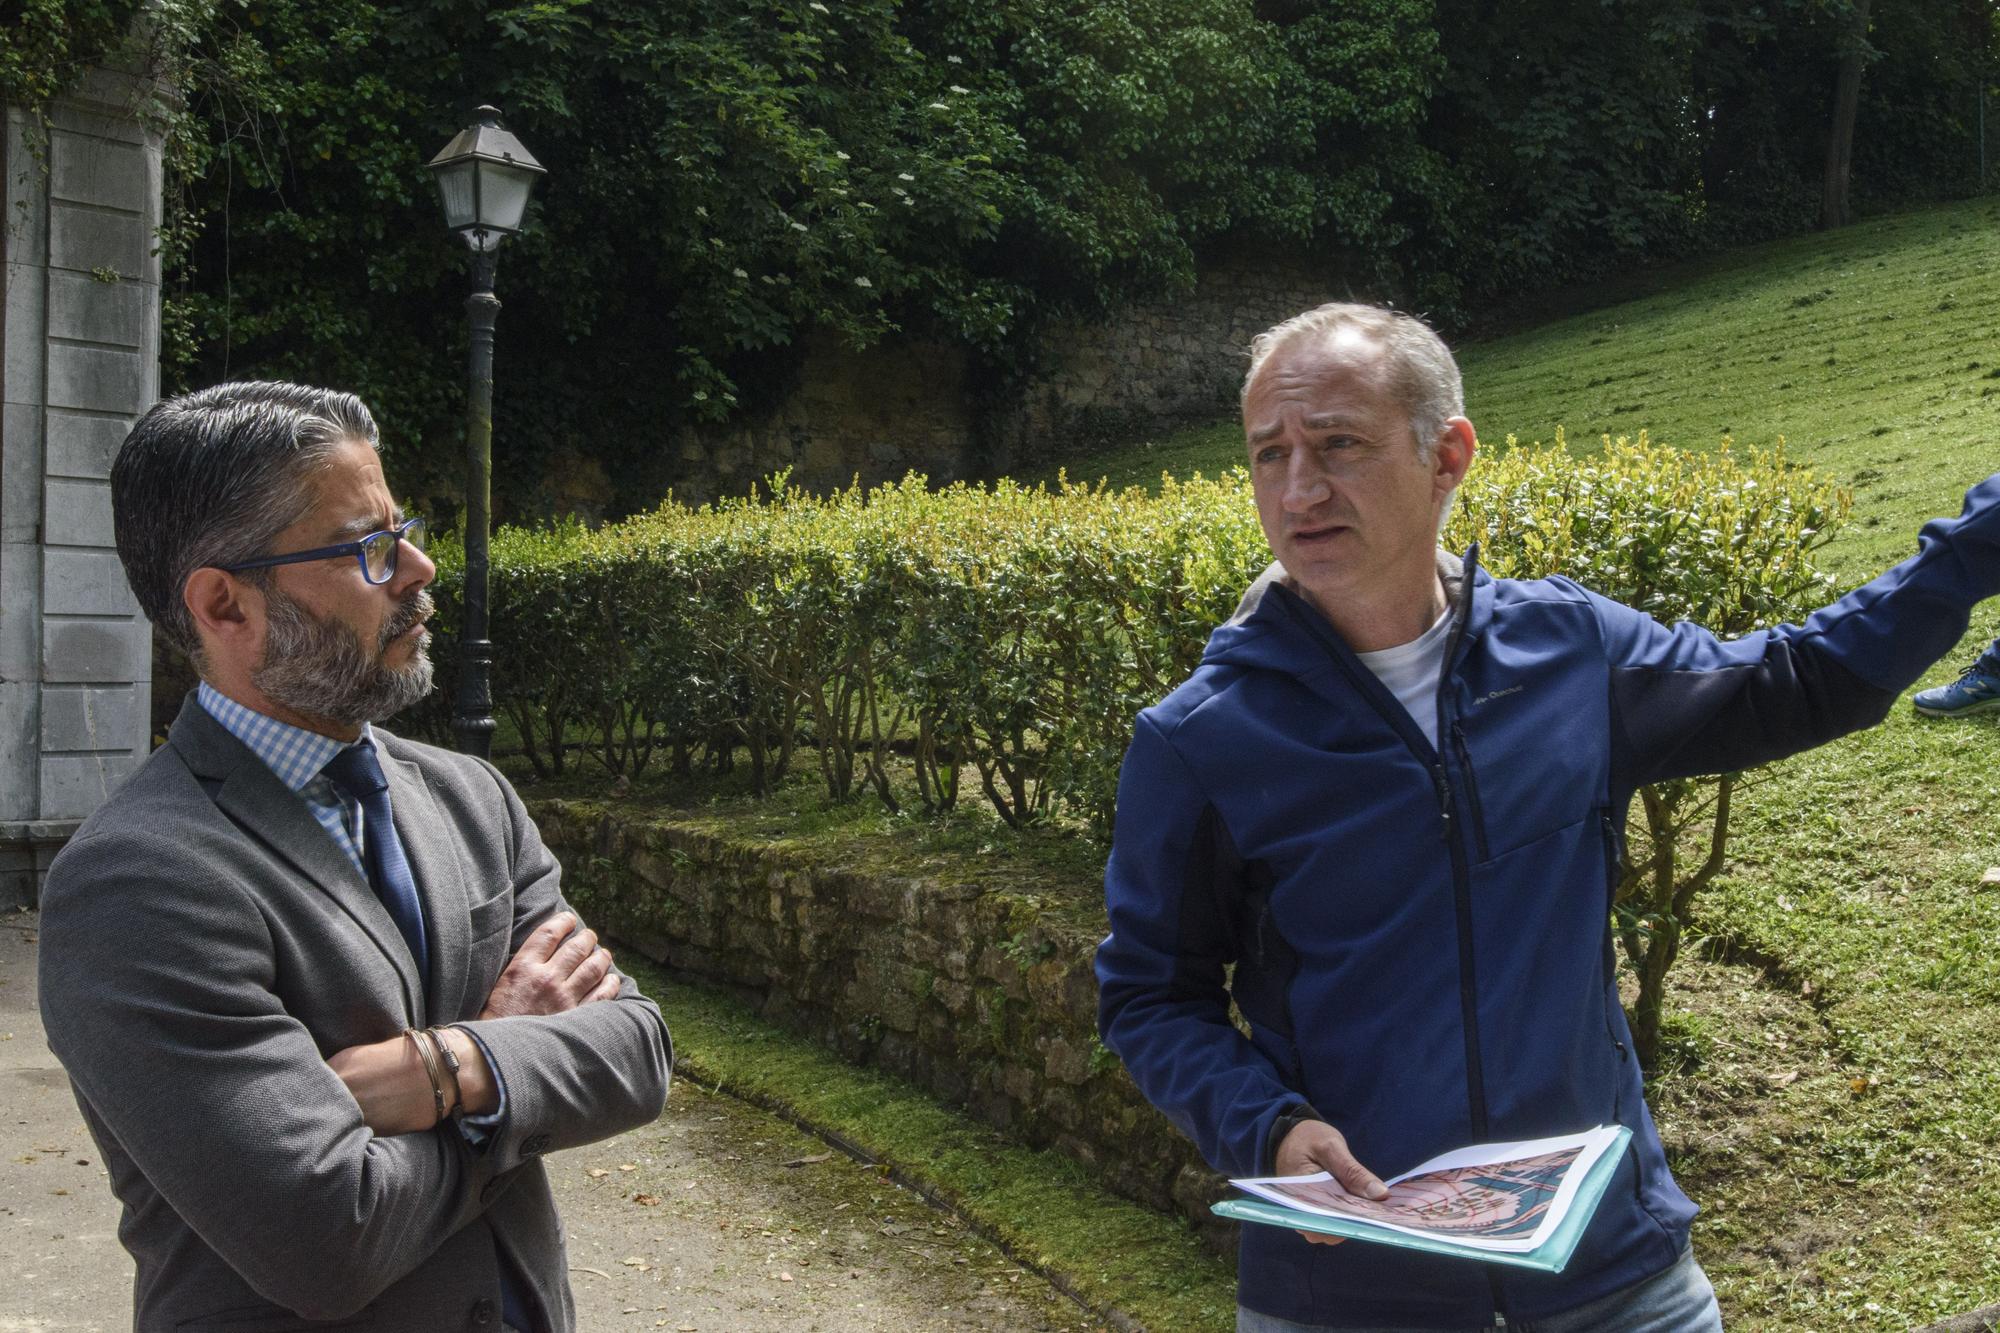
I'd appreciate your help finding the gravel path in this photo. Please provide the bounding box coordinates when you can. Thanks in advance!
[0,909,1102,1332]
[554,1078,1101,1332]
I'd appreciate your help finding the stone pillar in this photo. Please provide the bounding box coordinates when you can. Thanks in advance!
[1,69,163,906]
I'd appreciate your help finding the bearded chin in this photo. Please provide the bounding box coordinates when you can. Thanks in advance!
[252,588,435,728]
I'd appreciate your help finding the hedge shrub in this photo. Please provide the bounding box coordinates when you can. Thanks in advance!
[416,432,1849,1067]
[429,432,1834,790]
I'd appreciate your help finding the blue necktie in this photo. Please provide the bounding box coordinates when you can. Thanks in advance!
[323,744,533,1328]
[322,740,429,980]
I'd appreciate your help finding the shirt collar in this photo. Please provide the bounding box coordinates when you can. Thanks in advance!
[197,681,375,794]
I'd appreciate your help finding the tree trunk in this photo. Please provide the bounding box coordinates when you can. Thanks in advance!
[1820,0,1872,229]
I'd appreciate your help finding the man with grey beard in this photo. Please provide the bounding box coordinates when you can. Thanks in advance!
[36,382,670,1331]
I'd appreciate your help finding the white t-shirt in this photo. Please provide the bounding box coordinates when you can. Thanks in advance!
[1354,607,1454,750]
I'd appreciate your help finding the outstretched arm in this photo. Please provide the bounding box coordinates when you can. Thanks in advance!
[1598,472,2000,791]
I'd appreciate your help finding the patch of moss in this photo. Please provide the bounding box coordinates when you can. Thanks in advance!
[527,772,1113,941]
[633,958,1237,1331]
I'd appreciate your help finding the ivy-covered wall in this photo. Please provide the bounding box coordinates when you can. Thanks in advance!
[531,799,1233,1247]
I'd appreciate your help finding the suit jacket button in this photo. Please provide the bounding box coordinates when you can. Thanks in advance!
[471,1297,496,1326]
[521,1132,550,1155]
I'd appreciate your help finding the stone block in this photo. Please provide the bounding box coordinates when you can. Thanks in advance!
[803,436,844,475]
[43,477,114,548]
[0,542,40,681]
[47,269,148,347]
[1040,1035,1093,1087]
[974,943,1029,1000]
[625,845,676,891]
[43,547,132,615]
[40,683,139,753]
[47,342,146,415]
[49,131,148,214]
[930,976,973,1017]
[0,680,36,821]
[1,403,43,544]
[1025,952,1080,1012]
[40,749,141,818]
[41,615,147,683]
[999,1063,1036,1104]
[4,124,50,262]
[4,262,48,406]
[46,97,145,146]
[47,202,147,281]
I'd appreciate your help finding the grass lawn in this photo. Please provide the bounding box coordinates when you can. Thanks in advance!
[1045,195,2000,1329]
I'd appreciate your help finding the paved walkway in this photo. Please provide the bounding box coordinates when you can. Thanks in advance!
[0,909,1099,1331]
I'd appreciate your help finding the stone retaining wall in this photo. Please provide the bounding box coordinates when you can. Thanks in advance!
[667,250,1336,504]
[531,799,1232,1246]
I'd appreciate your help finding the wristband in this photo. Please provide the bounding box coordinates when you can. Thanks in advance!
[405,1028,448,1126]
[427,1026,465,1122]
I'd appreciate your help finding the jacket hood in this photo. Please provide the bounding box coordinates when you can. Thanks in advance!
[1202,549,1483,677]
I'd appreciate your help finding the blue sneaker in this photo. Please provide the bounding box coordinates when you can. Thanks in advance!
[1913,658,2000,717]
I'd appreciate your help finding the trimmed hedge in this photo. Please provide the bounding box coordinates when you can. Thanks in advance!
[417,434,1849,854]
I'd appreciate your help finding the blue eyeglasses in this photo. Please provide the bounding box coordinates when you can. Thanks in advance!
[220,516,427,586]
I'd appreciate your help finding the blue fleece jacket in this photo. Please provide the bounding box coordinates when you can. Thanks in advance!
[1096,474,2000,1328]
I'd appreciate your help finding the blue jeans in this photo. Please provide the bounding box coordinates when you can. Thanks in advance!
[1236,1244,1723,1333]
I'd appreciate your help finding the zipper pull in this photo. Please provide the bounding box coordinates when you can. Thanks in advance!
[1432,764,1453,837]
[1492,1314,1508,1330]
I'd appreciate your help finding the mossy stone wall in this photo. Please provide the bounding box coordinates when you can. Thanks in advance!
[531,799,1231,1245]
[666,250,1328,505]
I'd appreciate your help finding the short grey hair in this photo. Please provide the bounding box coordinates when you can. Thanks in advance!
[110,381,381,662]
[1243,303,1464,462]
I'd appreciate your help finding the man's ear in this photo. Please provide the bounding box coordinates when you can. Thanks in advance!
[183,567,260,663]
[1434,417,1477,492]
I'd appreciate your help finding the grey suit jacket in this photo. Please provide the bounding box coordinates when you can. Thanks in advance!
[38,695,672,1331]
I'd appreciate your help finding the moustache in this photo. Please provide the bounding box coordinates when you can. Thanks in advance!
[379,591,435,650]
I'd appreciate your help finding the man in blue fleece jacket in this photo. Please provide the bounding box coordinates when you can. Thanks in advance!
[1095,303,2000,1331]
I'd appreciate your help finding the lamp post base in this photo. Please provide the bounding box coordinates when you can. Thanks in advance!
[452,635,497,761]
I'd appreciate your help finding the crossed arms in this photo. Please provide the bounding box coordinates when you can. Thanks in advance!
[37,758,670,1319]
[328,909,620,1133]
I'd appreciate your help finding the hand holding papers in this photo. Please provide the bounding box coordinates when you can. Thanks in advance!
[1213,1126,1634,1273]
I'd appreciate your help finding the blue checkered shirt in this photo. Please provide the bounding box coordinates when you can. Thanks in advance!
[198,682,371,877]
[195,682,512,1150]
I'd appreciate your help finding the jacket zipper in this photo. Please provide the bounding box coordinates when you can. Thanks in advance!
[1431,550,1490,1144]
[1435,548,1506,1330]
[1599,811,1632,1065]
[1450,721,1492,862]
[1274,552,1509,1328]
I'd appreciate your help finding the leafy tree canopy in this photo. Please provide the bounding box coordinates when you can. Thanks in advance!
[7,0,1992,513]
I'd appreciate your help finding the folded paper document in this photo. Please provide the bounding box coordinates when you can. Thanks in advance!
[1213,1125,1633,1273]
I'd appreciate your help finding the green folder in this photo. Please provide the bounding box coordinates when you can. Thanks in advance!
[1210,1126,1634,1274]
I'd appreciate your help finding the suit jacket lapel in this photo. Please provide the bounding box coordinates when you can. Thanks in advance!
[381,745,473,1023]
[168,696,425,1022]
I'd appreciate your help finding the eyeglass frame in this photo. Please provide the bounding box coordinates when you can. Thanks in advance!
[217,516,428,586]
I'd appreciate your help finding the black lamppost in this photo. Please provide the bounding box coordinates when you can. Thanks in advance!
[427,105,545,759]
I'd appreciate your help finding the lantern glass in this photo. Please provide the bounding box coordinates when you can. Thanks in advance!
[475,158,539,235]
[433,158,479,232]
